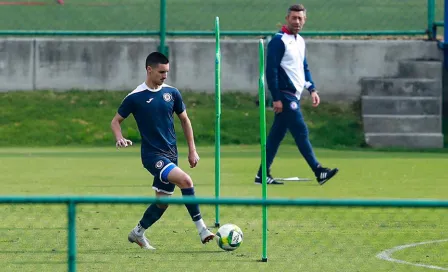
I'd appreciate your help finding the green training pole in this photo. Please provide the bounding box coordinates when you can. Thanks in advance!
[214,16,221,228]
[158,0,168,56]
[68,201,77,272]
[427,0,436,40]
[258,39,268,262]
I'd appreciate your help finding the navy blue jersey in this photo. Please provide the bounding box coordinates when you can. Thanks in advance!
[117,82,186,162]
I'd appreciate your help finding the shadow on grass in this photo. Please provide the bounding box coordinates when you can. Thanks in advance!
[84,184,149,188]
[0,250,65,254]
[9,261,67,265]
[162,250,258,262]
[10,260,108,265]
[0,227,65,230]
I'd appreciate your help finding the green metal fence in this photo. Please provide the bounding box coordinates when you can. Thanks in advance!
[0,0,444,44]
[1,196,448,272]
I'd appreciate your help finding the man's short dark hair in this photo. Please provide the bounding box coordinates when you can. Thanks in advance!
[288,4,306,14]
[145,52,169,68]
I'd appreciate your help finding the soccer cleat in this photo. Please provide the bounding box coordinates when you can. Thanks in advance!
[128,230,156,250]
[315,166,339,185]
[199,227,215,244]
[254,174,284,185]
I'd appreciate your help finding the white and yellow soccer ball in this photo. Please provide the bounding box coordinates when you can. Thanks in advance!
[216,223,243,251]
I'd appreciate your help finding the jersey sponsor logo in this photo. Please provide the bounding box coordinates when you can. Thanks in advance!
[155,160,164,169]
[163,93,172,102]
[290,101,298,110]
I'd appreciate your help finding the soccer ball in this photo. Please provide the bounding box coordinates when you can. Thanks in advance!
[216,223,243,251]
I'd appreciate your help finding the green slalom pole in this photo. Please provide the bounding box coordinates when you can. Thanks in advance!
[214,16,221,228]
[67,201,76,272]
[258,39,268,262]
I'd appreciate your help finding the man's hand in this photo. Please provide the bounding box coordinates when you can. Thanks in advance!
[188,149,200,168]
[273,100,283,113]
[311,91,320,107]
[116,138,133,149]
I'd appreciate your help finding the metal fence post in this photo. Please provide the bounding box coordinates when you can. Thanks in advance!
[158,0,168,57]
[68,201,77,272]
[427,0,436,40]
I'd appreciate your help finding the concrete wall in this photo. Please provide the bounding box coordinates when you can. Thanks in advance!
[0,38,34,90]
[0,37,442,101]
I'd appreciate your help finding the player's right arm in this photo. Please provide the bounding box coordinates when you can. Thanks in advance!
[111,95,134,148]
[110,113,132,148]
[266,36,285,113]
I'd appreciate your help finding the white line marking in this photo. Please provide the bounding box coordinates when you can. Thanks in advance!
[274,177,312,182]
[376,239,448,270]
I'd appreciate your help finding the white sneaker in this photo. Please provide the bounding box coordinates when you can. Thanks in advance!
[199,227,215,244]
[128,230,156,250]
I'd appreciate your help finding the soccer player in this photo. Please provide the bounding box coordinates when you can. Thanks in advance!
[110,52,215,250]
[254,4,339,185]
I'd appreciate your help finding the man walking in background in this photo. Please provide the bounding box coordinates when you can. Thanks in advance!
[254,4,339,185]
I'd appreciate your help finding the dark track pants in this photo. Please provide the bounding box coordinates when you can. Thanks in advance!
[257,94,319,177]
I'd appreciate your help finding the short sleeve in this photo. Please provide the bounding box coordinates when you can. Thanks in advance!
[173,90,186,115]
[117,95,134,118]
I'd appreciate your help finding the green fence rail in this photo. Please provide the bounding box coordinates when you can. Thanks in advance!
[0,0,444,51]
[1,196,448,272]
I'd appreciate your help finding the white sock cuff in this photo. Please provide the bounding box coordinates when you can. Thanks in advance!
[194,219,206,232]
[133,223,146,236]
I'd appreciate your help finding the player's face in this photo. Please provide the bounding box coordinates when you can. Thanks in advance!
[148,63,169,85]
[286,11,306,34]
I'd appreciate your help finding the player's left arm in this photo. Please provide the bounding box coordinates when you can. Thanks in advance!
[173,90,199,168]
[303,56,320,107]
[177,111,199,168]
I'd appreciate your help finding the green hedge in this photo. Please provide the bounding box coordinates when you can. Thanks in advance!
[0,90,364,147]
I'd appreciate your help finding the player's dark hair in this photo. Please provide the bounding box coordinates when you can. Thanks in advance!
[288,4,306,14]
[145,52,169,68]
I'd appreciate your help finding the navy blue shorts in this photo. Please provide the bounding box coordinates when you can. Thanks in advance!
[143,156,178,194]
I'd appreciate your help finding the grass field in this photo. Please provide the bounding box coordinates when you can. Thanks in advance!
[0,0,444,32]
[0,145,447,271]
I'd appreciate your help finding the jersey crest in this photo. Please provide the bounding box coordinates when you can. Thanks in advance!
[163,93,172,102]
